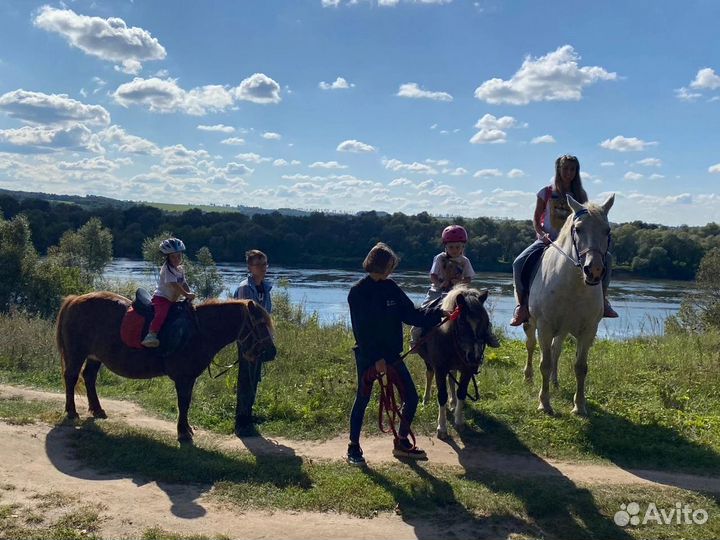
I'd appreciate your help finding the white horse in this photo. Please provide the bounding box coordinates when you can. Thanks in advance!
[523,194,614,416]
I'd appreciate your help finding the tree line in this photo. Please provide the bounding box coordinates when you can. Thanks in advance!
[2,193,719,281]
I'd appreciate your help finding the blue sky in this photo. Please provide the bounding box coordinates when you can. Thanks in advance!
[0,0,719,226]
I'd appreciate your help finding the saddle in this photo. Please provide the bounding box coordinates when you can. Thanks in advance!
[120,288,197,356]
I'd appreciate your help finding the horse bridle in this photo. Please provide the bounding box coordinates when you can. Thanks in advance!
[549,208,611,269]
[236,305,274,361]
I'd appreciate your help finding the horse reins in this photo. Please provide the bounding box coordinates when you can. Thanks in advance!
[207,305,270,379]
[546,208,611,269]
[368,365,417,449]
[399,306,462,361]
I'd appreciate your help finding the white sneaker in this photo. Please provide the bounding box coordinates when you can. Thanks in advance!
[141,332,160,348]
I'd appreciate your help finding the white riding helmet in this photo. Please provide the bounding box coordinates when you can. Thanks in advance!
[159,237,186,255]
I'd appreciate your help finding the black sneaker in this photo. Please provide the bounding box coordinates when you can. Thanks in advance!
[346,443,366,466]
[392,438,427,460]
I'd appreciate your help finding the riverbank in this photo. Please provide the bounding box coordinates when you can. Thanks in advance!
[1,295,718,475]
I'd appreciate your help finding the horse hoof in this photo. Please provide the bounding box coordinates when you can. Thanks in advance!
[537,403,554,416]
[178,434,194,445]
[65,411,79,420]
[91,409,107,419]
[436,429,448,440]
[571,406,588,417]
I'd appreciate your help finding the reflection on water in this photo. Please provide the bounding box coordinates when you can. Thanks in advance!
[104,258,689,341]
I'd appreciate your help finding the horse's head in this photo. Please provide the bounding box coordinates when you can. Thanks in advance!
[441,287,500,368]
[567,194,615,286]
[238,300,277,363]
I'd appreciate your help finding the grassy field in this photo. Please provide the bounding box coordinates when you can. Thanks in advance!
[1,291,719,475]
[1,291,720,539]
[1,398,719,540]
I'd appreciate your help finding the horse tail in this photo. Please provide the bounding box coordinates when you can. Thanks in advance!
[55,295,78,369]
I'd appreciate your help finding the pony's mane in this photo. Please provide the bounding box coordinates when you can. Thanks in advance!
[196,298,274,329]
[441,285,485,312]
[556,201,607,244]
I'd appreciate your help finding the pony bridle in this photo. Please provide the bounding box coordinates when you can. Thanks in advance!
[237,308,273,361]
[452,314,487,372]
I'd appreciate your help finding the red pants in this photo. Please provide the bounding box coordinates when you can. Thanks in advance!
[150,296,173,333]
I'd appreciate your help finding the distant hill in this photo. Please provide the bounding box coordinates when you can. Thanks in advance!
[0,188,315,217]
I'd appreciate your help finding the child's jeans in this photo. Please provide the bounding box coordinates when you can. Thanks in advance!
[149,296,173,333]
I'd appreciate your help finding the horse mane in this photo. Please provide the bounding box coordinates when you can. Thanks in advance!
[555,201,607,245]
[441,285,485,313]
[195,298,274,331]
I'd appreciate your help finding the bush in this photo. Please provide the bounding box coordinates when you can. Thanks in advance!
[666,248,720,333]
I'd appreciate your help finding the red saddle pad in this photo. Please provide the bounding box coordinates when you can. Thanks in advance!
[120,306,146,349]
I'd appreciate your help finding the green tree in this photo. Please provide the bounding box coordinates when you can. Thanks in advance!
[185,247,224,300]
[668,248,720,333]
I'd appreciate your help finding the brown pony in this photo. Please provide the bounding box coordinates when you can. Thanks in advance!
[56,292,276,442]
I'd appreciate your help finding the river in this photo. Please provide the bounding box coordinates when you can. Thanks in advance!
[103,258,689,341]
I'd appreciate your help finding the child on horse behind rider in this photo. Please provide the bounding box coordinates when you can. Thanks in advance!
[141,238,196,348]
[509,155,618,326]
[346,242,445,466]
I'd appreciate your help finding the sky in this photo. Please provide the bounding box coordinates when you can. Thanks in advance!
[0,0,719,226]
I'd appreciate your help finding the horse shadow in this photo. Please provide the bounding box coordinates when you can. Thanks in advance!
[44,419,312,519]
[441,409,636,540]
[584,405,720,489]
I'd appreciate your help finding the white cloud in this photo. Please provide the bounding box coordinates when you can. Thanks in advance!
[443,167,467,176]
[262,132,282,140]
[473,168,502,178]
[383,158,437,175]
[0,90,110,126]
[34,6,166,73]
[235,152,272,164]
[113,74,280,115]
[469,114,519,144]
[323,0,452,6]
[220,137,245,145]
[224,162,254,176]
[319,77,354,90]
[100,125,160,155]
[389,177,413,186]
[197,124,235,133]
[470,129,506,144]
[0,124,102,154]
[690,68,720,90]
[507,168,525,178]
[396,83,453,102]
[233,73,282,104]
[474,45,616,105]
[600,135,657,152]
[675,87,702,102]
[309,160,347,169]
[600,161,615,167]
[624,171,644,181]
[636,157,662,167]
[57,156,130,171]
[709,163,720,174]
[273,159,288,167]
[649,173,665,180]
[531,134,556,144]
[337,139,377,153]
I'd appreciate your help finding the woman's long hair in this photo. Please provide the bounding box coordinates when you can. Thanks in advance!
[553,155,588,203]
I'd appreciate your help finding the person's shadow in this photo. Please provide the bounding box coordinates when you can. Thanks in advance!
[45,418,311,519]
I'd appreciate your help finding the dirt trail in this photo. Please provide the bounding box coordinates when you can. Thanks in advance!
[2,384,720,539]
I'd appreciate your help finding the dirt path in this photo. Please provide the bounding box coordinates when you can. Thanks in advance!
[2,384,720,539]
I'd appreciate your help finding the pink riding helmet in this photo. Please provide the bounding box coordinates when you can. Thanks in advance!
[441,225,468,244]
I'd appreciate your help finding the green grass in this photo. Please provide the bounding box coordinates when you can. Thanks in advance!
[1,295,720,475]
[2,406,720,540]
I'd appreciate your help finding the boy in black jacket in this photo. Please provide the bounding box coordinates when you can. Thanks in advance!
[347,242,443,465]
